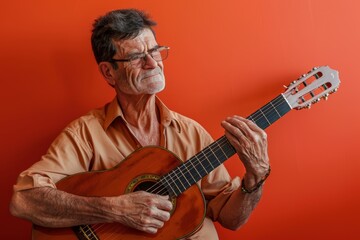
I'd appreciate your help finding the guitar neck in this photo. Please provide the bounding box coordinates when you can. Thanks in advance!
[159,94,291,196]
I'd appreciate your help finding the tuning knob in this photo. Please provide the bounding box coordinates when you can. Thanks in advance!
[306,103,312,109]
[312,98,321,104]
[286,81,297,88]
[323,93,330,100]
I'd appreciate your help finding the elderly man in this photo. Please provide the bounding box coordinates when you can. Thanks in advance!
[10,9,270,239]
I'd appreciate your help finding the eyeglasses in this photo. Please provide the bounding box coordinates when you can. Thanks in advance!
[109,46,169,68]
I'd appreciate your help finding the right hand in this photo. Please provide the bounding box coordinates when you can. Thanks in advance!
[109,191,173,234]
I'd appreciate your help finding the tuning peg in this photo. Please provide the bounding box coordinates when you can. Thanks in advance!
[312,66,319,71]
[306,103,312,109]
[312,98,321,104]
[286,81,297,88]
[323,93,329,100]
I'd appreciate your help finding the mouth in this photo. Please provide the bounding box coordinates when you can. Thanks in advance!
[141,68,162,79]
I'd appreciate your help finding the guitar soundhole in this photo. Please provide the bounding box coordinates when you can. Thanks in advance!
[133,180,169,196]
[128,176,176,214]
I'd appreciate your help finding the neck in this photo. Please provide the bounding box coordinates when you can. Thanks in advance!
[117,93,160,146]
[117,94,158,125]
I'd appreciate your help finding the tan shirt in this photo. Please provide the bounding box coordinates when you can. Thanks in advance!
[14,97,241,239]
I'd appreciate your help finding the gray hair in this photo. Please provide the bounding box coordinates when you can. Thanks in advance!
[91,9,157,65]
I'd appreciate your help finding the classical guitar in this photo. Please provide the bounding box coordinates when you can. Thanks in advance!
[33,66,340,240]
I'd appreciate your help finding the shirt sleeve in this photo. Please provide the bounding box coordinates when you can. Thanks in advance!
[202,164,241,222]
[13,127,93,192]
[196,129,242,222]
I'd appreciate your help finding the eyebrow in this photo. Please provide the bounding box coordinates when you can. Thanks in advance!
[126,45,160,58]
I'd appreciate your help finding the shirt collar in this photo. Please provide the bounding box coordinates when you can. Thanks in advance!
[103,96,181,132]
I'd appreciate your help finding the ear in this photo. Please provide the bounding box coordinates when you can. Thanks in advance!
[98,62,116,86]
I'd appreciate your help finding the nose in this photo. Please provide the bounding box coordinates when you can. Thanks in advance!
[143,53,159,69]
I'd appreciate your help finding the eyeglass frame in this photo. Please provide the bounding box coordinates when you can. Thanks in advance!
[108,46,170,68]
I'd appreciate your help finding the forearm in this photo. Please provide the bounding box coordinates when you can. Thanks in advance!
[217,186,262,230]
[9,187,112,227]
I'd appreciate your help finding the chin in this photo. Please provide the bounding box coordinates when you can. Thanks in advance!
[146,77,165,93]
[148,83,165,94]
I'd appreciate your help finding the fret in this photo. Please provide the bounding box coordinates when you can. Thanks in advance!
[194,154,209,175]
[248,115,256,124]
[276,94,292,116]
[159,94,291,195]
[160,174,181,196]
[177,165,192,189]
[215,140,229,160]
[208,145,222,165]
[180,163,197,186]
[251,110,271,129]
[261,103,279,124]
[259,108,271,125]
[181,161,200,186]
[248,94,291,130]
[270,101,281,118]
[159,177,174,195]
[187,158,202,179]
[221,136,236,157]
[197,149,215,171]
[171,175,187,194]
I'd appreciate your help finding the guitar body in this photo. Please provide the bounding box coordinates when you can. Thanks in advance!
[32,147,206,240]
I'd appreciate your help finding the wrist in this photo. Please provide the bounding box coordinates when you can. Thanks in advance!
[241,166,271,194]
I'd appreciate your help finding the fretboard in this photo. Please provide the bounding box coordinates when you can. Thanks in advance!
[159,94,291,196]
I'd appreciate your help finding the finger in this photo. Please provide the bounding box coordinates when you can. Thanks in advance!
[154,195,173,211]
[234,116,266,136]
[137,220,163,234]
[144,227,158,234]
[224,129,251,150]
[231,116,267,141]
[221,118,250,139]
[146,215,166,228]
[137,209,166,228]
[146,202,171,222]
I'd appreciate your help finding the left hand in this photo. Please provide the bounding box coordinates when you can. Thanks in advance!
[221,116,270,188]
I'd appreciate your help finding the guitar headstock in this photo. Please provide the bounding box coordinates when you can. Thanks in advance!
[283,66,340,110]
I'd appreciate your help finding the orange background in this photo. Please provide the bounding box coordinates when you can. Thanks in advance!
[1,0,360,239]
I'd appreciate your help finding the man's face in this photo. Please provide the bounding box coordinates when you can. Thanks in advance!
[111,28,166,96]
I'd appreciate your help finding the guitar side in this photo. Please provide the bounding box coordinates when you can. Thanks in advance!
[32,147,206,240]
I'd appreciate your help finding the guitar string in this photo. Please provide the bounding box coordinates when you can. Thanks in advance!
[144,95,288,196]
[75,95,290,240]
[79,90,300,238]
[90,222,132,240]
[80,139,240,240]
[75,78,325,238]
[159,93,292,195]
[80,77,327,238]
[143,95,289,196]
[152,137,234,196]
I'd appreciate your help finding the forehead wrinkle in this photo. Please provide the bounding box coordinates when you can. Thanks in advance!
[112,29,158,58]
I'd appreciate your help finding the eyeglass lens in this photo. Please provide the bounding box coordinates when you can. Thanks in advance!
[130,47,168,68]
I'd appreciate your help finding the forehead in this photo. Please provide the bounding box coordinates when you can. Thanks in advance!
[113,28,157,56]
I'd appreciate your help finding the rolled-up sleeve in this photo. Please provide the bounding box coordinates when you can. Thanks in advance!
[201,164,241,221]
[13,127,93,192]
